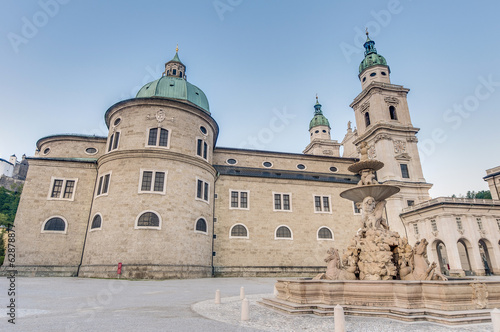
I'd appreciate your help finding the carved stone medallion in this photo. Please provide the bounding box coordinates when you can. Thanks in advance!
[394,140,406,154]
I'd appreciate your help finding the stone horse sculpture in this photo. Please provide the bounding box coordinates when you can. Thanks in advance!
[313,247,357,280]
[401,239,448,281]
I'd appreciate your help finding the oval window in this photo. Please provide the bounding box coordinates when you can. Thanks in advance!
[43,148,50,155]
[315,130,319,134]
[226,158,237,165]
[329,166,338,172]
[114,118,121,126]
[362,77,366,82]
[85,147,97,154]
[263,162,273,168]
[200,126,208,135]
[297,164,306,170]
[322,130,326,133]
[381,71,387,76]
[370,72,376,77]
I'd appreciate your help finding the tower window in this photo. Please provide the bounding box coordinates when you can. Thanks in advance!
[173,69,177,75]
[147,128,169,147]
[195,218,207,233]
[42,217,67,232]
[364,112,371,127]
[196,139,209,160]
[315,130,319,133]
[91,214,102,230]
[389,106,398,120]
[362,77,366,82]
[381,71,387,76]
[179,71,183,78]
[400,164,410,178]
[370,72,376,77]
[322,130,326,133]
[135,211,161,229]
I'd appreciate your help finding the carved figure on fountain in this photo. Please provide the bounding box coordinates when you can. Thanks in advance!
[401,239,448,281]
[358,169,378,186]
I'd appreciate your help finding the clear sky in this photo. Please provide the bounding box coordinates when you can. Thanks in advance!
[0,0,499,198]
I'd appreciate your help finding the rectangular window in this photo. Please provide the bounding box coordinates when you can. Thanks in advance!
[413,223,419,235]
[96,172,111,197]
[51,179,63,198]
[147,128,169,147]
[48,177,78,201]
[196,139,209,160]
[456,217,463,230]
[353,202,361,214]
[229,190,249,209]
[196,178,209,203]
[314,195,331,213]
[407,200,415,207]
[477,218,483,230]
[274,193,291,211]
[497,219,500,231]
[431,219,437,232]
[139,170,166,194]
[108,132,120,152]
[148,128,158,146]
[63,180,75,199]
[400,164,410,178]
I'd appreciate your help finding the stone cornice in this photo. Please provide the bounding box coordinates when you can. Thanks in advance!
[353,123,420,145]
[27,157,97,169]
[350,82,410,109]
[36,135,107,150]
[98,149,217,176]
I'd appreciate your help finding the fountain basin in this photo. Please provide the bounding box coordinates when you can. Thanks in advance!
[348,159,384,173]
[340,184,400,202]
[259,278,500,324]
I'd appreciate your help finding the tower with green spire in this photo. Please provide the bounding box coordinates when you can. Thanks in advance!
[164,45,186,79]
[358,31,391,90]
[303,96,341,157]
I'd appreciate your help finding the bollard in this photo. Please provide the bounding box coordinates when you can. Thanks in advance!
[334,304,345,332]
[240,286,245,300]
[241,298,249,321]
[492,308,500,332]
[215,289,221,304]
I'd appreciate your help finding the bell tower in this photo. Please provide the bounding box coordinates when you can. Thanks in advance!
[350,32,432,236]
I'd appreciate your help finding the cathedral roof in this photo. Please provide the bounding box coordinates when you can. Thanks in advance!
[309,98,330,130]
[136,76,210,113]
[358,34,389,74]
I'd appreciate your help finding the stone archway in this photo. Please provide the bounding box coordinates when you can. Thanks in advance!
[457,239,473,275]
[479,239,495,275]
[433,240,450,276]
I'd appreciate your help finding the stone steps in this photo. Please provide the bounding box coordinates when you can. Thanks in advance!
[258,297,492,325]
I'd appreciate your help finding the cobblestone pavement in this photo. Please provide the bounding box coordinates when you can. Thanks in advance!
[0,277,496,331]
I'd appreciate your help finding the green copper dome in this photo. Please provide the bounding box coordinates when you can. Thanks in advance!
[309,99,330,130]
[136,76,209,113]
[358,35,389,74]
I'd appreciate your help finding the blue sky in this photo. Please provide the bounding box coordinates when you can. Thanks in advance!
[0,0,499,197]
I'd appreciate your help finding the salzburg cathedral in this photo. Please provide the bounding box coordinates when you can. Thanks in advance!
[5,36,500,279]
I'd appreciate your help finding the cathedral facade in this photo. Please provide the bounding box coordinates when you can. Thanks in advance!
[6,37,500,279]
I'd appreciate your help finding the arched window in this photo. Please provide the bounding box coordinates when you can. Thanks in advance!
[364,112,371,127]
[195,218,207,233]
[179,71,183,78]
[173,69,177,75]
[275,225,292,239]
[317,227,333,240]
[42,217,67,233]
[91,214,102,230]
[389,106,398,120]
[135,211,161,229]
[230,224,248,238]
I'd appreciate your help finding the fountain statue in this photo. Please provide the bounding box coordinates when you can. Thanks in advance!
[314,141,446,281]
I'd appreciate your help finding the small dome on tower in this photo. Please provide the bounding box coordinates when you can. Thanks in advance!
[309,97,330,130]
[358,33,390,74]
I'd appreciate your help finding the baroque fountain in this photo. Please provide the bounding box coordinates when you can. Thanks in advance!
[261,142,500,325]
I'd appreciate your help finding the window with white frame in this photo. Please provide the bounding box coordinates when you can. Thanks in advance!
[196,178,210,203]
[230,190,249,209]
[456,217,463,231]
[431,219,437,232]
[275,225,292,239]
[413,223,419,235]
[196,138,208,160]
[147,128,169,148]
[41,216,67,234]
[353,202,361,214]
[107,131,120,152]
[96,172,111,197]
[195,218,207,233]
[90,214,102,230]
[274,193,291,211]
[139,170,166,194]
[317,227,333,240]
[230,224,249,238]
[48,177,78,201]
[314,195,331,213]
[400,164,410,179]
[477,218,484,230]
[135,211,161,229]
